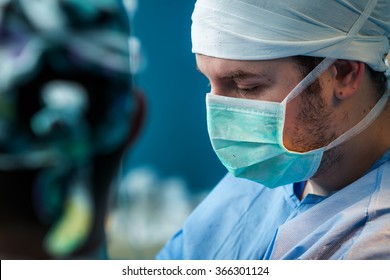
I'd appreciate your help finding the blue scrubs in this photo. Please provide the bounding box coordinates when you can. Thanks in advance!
[157,151,390,259]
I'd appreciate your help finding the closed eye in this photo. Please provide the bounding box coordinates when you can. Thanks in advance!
[237,85,258,92]
[235,84,262,98]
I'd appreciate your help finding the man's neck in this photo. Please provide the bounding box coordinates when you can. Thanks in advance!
[303,106,390,198]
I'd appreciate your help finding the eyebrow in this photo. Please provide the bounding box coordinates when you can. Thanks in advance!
[196,65,265,80]
[221,70,260,80]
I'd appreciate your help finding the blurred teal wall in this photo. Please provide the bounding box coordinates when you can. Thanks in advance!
[123,0,226,192]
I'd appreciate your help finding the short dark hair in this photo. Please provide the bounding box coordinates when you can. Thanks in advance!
[292,56,388,97]
[366,66,388,97]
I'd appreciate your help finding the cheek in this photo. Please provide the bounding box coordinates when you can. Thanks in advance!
[281,100,302,151]
[283,93,339,152]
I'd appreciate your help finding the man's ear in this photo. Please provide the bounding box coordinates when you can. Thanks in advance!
[331,60,365,100]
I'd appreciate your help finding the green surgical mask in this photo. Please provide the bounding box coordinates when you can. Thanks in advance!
[206,58,389,188]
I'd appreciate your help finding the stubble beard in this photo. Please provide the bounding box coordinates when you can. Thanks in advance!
[293,79,344,177]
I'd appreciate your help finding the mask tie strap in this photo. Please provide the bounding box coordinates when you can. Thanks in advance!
[282,0,378,106]
[281,57,336,105]
[324,92,388,151]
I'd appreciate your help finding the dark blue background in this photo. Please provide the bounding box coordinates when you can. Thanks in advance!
[124,0,226,192]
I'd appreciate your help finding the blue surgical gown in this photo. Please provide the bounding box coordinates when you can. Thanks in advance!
[157,150,390,259]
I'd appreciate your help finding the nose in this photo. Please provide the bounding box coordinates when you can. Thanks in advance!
[208,79,241,98]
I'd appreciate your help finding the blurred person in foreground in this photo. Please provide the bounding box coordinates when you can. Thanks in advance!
[157,0,390,260]
[0,0,144,259]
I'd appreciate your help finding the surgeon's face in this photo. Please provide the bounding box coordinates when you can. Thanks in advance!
[195,54,339,155]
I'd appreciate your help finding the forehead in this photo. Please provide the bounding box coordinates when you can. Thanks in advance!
[195,54,299,79]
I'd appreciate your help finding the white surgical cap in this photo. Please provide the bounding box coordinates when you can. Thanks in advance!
[191,0,390,72]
